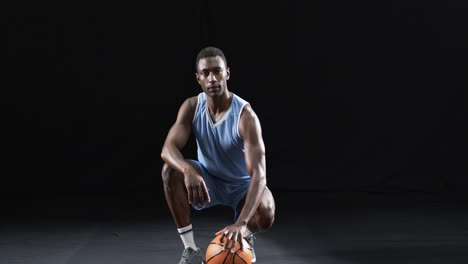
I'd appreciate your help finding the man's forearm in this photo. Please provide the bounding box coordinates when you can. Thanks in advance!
[235,172,266,225]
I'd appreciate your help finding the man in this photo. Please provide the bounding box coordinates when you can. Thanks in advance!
[161,46,275,264]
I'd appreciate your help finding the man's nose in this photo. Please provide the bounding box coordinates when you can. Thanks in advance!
[207,72,217,82]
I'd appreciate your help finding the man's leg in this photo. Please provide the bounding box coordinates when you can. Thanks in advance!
[161,161,194,228]
[161,161,205,264]
[236,187,275,263]
[236,187,276,233]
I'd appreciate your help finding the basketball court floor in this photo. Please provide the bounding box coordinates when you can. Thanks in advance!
[1,191,468,263]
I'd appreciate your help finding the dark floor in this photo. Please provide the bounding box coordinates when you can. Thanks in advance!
[1,191,468,264]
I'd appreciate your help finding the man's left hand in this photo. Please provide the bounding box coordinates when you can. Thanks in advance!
[215,223,248,253]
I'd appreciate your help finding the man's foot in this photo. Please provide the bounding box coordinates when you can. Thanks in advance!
[178,247,205,264]
[245,234,256,263]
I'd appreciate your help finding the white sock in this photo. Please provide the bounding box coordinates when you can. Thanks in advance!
[242,227,253,238]
[177,224,197,250]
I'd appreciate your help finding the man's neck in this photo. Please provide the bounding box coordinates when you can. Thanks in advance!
[207,91,233,115]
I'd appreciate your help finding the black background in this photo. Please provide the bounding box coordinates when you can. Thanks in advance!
[3,1,467,203]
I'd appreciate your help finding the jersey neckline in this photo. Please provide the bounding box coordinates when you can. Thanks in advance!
[205,93,235,128]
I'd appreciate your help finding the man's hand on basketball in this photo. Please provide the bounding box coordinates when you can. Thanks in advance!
[215,224,248,253]
[184,167,210,208]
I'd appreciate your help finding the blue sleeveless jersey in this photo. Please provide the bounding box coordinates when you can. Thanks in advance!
[192,92,250,183]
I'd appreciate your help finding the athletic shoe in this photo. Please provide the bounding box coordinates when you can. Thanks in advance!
[245,234,256,263]
[178,247,205,264]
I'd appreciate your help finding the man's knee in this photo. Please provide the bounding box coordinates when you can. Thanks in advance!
[161,163,182,186]
[256,200,275,231]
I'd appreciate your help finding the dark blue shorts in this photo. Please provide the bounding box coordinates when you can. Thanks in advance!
[189,160,251,220]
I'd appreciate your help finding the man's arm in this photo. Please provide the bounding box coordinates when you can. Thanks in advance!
[161,96,210,207]
[214,104,267,252]
[235,104,267,225]
[161,97,196,174]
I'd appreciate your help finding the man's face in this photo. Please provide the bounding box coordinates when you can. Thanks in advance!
[196,56,230,98]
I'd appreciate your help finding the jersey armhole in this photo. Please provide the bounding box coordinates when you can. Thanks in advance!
[237,103,248,139]
[192,93,201,123]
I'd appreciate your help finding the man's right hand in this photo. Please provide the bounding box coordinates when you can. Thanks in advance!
[184,167,211,208]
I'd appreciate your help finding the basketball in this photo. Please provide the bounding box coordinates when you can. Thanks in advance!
[205,234,253,264]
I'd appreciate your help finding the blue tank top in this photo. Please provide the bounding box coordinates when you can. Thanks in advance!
[192,92,250,183]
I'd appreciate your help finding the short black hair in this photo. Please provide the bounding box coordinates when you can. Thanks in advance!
[195,46,228,71]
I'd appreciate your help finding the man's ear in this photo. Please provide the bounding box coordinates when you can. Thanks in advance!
[195,72,201,84]
[226,67,230,80]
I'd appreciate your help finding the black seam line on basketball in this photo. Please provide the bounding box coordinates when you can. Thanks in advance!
[222,249,230,264]
[232,250,236,264]
[178,229,193,235]
[234,249,248,264]
[206,249,226,263]
[235,253,248,264]
[209,243,225,247]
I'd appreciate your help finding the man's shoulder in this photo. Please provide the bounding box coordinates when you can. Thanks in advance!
[180,95,199,111]
[240,103,254,118]
[187,95,199,108]
[238,103,262,140]
[239,104,258,128]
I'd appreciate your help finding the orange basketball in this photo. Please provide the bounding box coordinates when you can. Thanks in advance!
[206,234,253,264]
